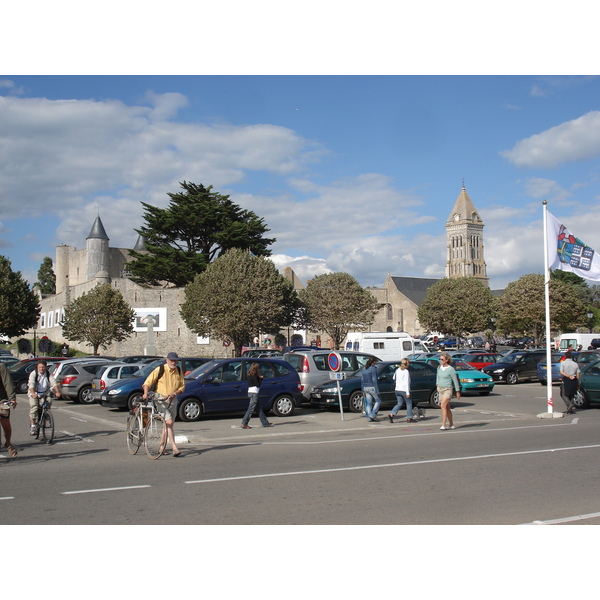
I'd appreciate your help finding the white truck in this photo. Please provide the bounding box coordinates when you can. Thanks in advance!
[558,333,599,351]
[344,331,428,360]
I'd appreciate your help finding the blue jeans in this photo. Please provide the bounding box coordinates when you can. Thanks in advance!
[391,391,413,419]
[242,393,269,427]
[363,387,381,419]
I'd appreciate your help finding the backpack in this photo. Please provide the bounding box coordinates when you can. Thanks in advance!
[151,363,182,391]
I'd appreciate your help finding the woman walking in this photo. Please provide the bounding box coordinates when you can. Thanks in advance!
[388,358,413,423]
[241,363,273,429]
[361,357,382,422]
[436,352,461,430]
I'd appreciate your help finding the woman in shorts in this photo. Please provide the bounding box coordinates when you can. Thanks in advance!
[436,352,461,430]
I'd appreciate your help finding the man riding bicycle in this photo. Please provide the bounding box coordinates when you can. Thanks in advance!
[28,360,61,436]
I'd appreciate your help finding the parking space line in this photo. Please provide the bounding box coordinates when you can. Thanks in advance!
[523,511,600,525]
[62,485,151,495]
[185,442,600,485]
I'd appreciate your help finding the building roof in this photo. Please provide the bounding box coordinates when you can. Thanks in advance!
[86,216,109,240]
[389,276,440,305]
[447,185,482,224]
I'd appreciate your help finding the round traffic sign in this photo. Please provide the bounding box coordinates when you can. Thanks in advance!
[328,351,342,372]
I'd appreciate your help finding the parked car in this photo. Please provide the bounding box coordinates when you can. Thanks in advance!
[8,357,68,394]
[55,359,116,404]
[0,356,18,366]
[90,362,145,403]
[438,337,458,349]
[463,353,504,370]
[51,356,114,381]
[114,355,162,364]
[310,360,439,411]
[466,336,485,348]
[417,357,495,395]
[175,357,303,422]
[574,359,600,409]
[576,350,600,364]
[101,357,213,411]
[283,349,379,401]
[241,348,283,358]
[482,350,546,384]
[536,353,564,386]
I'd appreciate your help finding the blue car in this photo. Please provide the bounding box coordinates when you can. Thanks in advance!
[100,357,212,411]
[176,357,304,422]
[537,353,564,386]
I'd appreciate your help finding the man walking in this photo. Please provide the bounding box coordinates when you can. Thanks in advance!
[143,352,185,456]
[559,350,580,414]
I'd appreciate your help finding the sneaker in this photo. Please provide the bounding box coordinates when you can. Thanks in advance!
[448,425,455,430]
[241,424,251,429]
[388,415,394,423]
[30,425,37,436]
[263,423,274,427]
[440,426,446,430]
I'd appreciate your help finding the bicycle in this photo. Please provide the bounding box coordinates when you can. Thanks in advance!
[126,393,167,459]
[34,392,55,444]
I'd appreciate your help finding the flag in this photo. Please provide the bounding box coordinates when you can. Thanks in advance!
[546,210,600,281]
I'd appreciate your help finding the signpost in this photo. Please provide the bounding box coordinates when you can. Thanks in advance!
[328,352,345,421]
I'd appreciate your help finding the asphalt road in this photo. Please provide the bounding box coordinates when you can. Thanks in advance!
[2,380,599,526]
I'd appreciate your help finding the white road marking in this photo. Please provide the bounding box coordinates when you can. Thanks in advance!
[523,511,600,525]
[185,442,600,485]
[0,496,15,501]
[56,430,94,444]
[62,485,151,495]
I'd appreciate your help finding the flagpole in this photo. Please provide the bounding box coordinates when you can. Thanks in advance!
[540,200,562,419]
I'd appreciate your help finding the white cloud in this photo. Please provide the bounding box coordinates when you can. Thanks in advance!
[501,110,600,168]
[521,177,572,202]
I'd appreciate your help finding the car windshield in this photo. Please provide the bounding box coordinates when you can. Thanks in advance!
[186,360,222,380]
[498,354,526,364]
[8,360,29,371]
[454,361,476,370]
[131,359,164,377]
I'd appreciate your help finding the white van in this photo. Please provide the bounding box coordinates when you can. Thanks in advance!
[559,333,598,351]
[344,331,425,360]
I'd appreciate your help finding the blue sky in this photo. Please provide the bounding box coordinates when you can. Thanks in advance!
[2,74,600,292]
[2,7,600,294]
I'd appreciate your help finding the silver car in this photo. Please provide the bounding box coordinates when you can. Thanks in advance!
[283,349,378,401]
[90,362,143,403]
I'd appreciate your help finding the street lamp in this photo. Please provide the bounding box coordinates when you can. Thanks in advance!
[587,310,594,333]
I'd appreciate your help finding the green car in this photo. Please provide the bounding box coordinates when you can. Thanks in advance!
[417,357,495,395]
[574,359,600,409]
[310,360,439,411]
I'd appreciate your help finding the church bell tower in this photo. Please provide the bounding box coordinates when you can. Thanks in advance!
[445,184,489,286]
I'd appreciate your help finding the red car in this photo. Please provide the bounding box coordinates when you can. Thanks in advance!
[464,353,504,371]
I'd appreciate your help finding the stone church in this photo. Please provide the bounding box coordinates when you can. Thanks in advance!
[32,184,490,355]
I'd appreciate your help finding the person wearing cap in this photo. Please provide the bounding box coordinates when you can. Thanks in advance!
[142,352,185,457]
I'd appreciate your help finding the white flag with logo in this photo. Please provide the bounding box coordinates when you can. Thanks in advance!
[546,210,600,281]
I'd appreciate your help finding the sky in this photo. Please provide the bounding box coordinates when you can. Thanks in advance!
[2,6,600,299]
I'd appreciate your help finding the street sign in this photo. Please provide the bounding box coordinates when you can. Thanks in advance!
[328,351,342,372]
[329,372,347,380]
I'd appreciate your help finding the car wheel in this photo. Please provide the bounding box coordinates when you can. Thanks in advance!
[17,380,28,394]
[178,397,203,422]
[478,391,491,396]
[127,392,144,412]
[272,394,294,417]
[506,372,518,385]
[540,379,547,386]
[429,388,440,408]
[78,385,94,404]
[348,390,364,413]
[573,390,590,410]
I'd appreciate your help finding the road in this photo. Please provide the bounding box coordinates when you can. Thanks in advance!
[2,381,598,526]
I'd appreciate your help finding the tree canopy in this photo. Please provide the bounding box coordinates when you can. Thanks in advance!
[180,248,300,357]
[37,256,56,294]
[495,273,587,342]
[127,181,275,288]
[417,277,495,342]
[0,255,40,338]
[298,272,379,349]
[61,283,135,355]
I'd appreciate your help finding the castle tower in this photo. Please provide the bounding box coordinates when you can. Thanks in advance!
[86,215,110,281]
[445,185,489,286]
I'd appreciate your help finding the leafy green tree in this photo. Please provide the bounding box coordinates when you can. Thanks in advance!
[61,283,135,355]
[180,248,299,357]
[127,181,276,288]
[0,255,40,338]
[551,270,591,306]
[417,277,495,344]
[495,273,586,342]
[37,256,56,294]
[298,272,379,350]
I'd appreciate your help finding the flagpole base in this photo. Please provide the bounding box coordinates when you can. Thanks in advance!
[537,411,564,419]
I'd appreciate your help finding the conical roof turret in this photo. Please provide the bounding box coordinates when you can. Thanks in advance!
[87,216,109,240]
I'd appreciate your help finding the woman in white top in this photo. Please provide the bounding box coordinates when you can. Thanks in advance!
[388,358,414,423]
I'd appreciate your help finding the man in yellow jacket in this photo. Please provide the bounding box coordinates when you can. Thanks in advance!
[143,352,185,457]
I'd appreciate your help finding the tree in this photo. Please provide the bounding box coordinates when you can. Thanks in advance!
[180,248,299,357]
[551,270,591,306]
[37,257,56,294]
[0,255,40,338]
[417,277,495,344]
[127,181,276,288]
[495,273,587,342]
[299,272,379,350]
[61,283,135,355]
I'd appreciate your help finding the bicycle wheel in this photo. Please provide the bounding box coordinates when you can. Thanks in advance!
[126,413,142,455]
[41,410,54,444]
[144,414,166,459]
